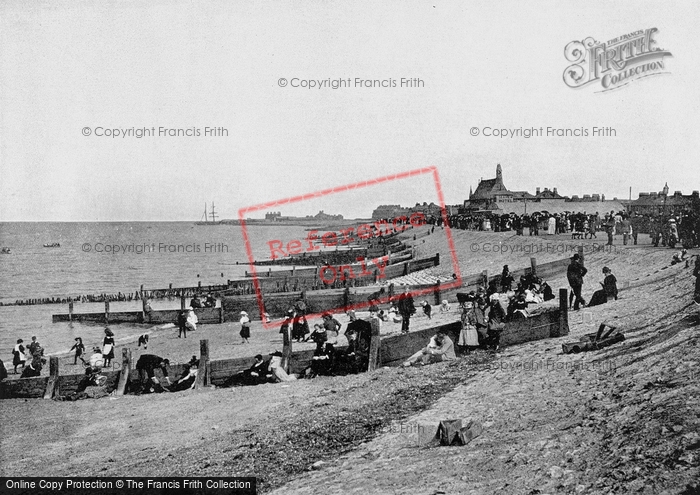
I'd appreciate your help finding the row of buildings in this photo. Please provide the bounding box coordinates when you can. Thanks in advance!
[371,164,699,219]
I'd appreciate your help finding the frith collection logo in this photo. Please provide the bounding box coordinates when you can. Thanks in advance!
[563,28,672,92]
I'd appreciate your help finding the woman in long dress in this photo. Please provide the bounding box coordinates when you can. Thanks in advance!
[547,216,557,235]
[239,311,251,344]
[458,303,479,353]
[12,339,26,374]
[102,328,115,367]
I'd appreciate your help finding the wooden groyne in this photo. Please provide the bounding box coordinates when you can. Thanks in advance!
[3,289,570,400]
[50,251,578,326]
[52,302,223,324]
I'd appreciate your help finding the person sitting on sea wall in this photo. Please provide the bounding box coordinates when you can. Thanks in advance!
[0,359,7,381]
[440,300,451,312]
[89,347,104,368]
[401,330,456,367]
[20,352,45,378]
[167,363,198,392]
[135,354,171,394]
[55,366,110,401]
[343,310,373,372]
[224,354,271,387]
[204,294,216,308]
[190,294,203,309]
[588,267,619,307]
[268,351,296,382]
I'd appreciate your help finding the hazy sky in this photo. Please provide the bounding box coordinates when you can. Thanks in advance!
[1,0,698,221]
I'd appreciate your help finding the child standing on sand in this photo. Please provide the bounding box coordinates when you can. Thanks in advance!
[70,337,86,365]
[239,311,251,344]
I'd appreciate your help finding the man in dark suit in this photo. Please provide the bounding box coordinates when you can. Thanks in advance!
[397,287,416,334]
[567,254,588,310]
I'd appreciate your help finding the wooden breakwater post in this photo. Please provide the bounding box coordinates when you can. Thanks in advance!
[434,280,441,306]
[556,288,569,337]
[104,301,110,324]
[68,301,73,322]
[282,321,292,373]
[116,348,131,396]
[530,257,537,277]
[195,339,210,389]
[578,245,585,266]
[368,315,381,372]
[181,295,187,310]
[482,270,488,290]
[43,357,59,400]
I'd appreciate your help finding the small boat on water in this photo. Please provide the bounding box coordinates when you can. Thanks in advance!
[43,242,61,248]
[1,247,10,254]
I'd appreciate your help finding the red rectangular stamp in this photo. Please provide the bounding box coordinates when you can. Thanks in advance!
[238,166,462,329]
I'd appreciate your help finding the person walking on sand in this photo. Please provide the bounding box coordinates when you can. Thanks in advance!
[12,338,26,374]
[567,253,588,310]
[177,309,188,338]
[102,328,115,368]
[70,337,86,365]
[239,311,251,344]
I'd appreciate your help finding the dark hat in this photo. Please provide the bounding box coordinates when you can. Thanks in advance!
[254,354,263,360]
[104,328,114,336]
[269,351,283,357]
[602,266,611,273]
[571,254,580,260]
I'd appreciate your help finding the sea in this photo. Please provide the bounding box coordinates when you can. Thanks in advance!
[0,222,313,361]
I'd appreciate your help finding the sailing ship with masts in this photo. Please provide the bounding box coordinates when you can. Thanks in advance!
[195,202,223,225]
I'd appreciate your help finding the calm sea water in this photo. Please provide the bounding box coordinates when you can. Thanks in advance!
[0,222,310,360]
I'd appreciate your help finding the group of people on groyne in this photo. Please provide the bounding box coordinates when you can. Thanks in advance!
[2,329,117,382]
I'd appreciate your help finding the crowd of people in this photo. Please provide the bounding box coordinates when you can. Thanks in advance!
[424,208,700,249]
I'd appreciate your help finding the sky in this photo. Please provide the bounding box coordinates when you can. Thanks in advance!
[1,0,698,221]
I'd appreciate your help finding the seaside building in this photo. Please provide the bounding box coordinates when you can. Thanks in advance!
[263,210,343,222]
[629,185,700,217]
[460,164,626,216]
[371,202,449,220]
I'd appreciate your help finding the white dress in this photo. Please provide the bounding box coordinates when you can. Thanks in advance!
[547,217,556,235]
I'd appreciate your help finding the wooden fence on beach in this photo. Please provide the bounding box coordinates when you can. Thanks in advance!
[3,288,570,400]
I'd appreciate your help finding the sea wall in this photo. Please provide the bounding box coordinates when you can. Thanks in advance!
[3,302,568,400]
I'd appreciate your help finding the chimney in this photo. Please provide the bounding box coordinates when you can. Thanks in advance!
[536,187,541,195]
[553,187,558,196]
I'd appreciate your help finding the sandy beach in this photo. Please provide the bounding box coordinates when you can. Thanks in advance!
[1,230,698,494]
